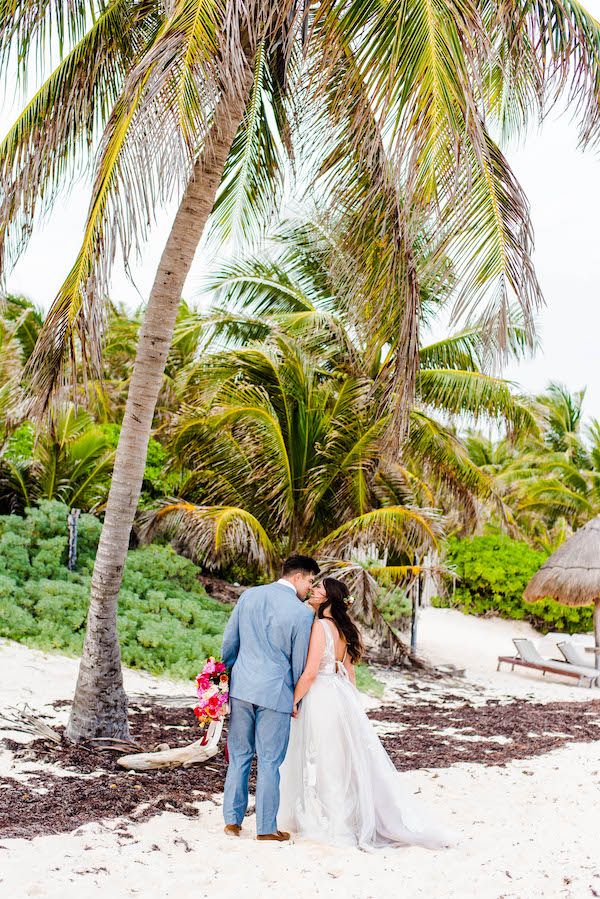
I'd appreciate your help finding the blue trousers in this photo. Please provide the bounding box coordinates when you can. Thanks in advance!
[223,698,291,835]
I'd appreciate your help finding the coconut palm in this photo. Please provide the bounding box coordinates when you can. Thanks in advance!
[143,319,532,656]
[143,221,537,657]
[184,216,537,529]
[3,0,600,738]
[144,335,447,661]
[466,384,600,548]
[0,405,115,513]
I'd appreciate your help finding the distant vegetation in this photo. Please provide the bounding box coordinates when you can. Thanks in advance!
[0,499,385,691]
[2,287,599,642]
[434,534,592,634]
[0,501,229,679]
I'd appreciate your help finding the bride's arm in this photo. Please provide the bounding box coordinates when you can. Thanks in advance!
[292,622,325,712]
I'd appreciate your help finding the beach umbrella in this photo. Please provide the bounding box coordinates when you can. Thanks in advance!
[524,515,600,669]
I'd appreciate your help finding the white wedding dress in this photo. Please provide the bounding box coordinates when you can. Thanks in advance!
[278,619,457,850]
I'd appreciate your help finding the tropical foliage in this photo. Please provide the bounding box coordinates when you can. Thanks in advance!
[10,0,600,402]
[147,219,536,568]
[435,534,593,634]
[4,0,600,736]
[0,498,384,691]
[0,501,230,679]
[0,296,182,513]
[466,383,600,551]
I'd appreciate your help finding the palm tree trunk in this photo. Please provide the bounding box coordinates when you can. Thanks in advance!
[65,78,251,742]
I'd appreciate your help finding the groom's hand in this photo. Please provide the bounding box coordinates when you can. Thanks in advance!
[291,703,299,718]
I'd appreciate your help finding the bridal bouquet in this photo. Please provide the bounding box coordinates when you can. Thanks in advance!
[193,657,229,727]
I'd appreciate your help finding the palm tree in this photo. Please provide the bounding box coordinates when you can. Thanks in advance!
[2,0,600,739]
[143,335,447,662]
[142,222,536,656]
[0,405,115,513]
[466,383,600,549]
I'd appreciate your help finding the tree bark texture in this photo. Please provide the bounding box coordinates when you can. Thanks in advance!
[66,77,251,741]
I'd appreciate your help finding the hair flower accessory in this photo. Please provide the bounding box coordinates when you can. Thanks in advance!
[345,593,355,606]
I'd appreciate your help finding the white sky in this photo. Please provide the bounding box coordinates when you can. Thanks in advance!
[2,10,600,421]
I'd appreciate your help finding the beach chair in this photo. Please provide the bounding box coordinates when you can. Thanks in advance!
[557,640,600,674]
[497,638,599,688]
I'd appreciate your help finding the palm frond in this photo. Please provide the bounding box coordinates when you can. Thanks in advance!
[206,257,317,315]
[140,500,276,571]
[416,368,538,433]
[491,0,600,146]
[209,37,286,244]
[419,305,537,371]
[407,409,497,508]
[315,505,441,560]
[18,0,225,409]
[0,0,93,76]
[448,132,542,344]
[0,0,158,281]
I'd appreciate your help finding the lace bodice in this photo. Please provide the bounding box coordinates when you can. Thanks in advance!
[317,619,347,677]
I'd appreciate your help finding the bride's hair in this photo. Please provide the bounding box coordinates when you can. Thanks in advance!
[318,578,363,664]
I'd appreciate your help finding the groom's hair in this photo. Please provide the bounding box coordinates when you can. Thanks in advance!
[282,554,320,576]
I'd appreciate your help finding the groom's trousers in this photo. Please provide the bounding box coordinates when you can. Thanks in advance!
[223,698,291,835]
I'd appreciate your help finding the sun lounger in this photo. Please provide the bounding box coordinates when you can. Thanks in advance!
[497,638,599,687]
[557,640,600,673]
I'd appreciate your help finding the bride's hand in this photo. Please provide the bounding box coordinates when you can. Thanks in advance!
[292,703,299,718]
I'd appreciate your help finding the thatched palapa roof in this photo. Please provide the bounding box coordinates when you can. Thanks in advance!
[524,515,600,606]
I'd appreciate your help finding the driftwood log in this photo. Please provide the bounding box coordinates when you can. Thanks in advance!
[117,719,224,770]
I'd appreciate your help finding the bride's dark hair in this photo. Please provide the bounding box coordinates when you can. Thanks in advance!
[317,577,363,664]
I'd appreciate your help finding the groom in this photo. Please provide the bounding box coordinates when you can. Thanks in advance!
[221,554,319,841]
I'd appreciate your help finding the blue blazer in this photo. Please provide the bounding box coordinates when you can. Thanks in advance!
[221,582,314,714]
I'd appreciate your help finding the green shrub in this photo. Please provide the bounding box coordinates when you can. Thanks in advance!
[378,588,412,630]
[100,425,181,504]
[30,537,69,579]
[0,531,31,582]
[355,664,385,698]
[0,500,381,693]
[0,501,231,679]
[436,534,593,634]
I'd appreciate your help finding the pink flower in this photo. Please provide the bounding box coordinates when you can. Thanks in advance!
[194,657,230,726]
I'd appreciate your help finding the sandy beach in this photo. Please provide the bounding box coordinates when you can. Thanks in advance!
[2,608,600,899]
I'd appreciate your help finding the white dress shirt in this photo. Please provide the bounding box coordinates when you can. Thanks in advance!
[276,577,298,595]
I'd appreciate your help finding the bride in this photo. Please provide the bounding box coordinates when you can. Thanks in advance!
[278,577,457,850]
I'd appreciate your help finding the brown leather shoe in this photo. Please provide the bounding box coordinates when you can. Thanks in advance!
[256,831,290,842]
[224,824,242,837]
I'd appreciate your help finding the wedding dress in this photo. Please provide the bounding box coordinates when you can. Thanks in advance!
[278,618,457,850]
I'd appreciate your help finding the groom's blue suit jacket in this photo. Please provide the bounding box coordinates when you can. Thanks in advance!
[221,582,314,714]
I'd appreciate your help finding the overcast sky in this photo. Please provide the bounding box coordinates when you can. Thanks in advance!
[2,11,600,422]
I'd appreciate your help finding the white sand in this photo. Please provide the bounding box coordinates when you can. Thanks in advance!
[415,606,599,702]
[1,610,600,899]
